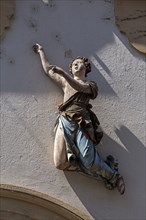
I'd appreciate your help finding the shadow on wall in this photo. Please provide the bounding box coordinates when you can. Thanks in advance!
[2,0,145,96]
[88,54,118,98]
[113,26,146,62]
[64,125,145,219]
[1,0,146,96]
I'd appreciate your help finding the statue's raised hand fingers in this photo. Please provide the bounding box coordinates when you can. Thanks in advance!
[33,44,39,53]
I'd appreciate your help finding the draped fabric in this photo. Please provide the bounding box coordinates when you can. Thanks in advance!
[55,81,118,187]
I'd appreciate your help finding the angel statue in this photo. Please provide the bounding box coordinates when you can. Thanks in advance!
[33,43,125,195]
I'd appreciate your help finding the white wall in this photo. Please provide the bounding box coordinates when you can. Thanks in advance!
[1,0,145,219]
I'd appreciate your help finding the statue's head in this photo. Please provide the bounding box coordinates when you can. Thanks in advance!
[69,56,91,77]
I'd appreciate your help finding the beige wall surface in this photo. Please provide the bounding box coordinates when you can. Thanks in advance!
[0,0,15,40]
[0,0,145,219]
[114,0,146,54]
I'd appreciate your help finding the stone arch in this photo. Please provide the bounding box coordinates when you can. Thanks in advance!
[0,184,89,220]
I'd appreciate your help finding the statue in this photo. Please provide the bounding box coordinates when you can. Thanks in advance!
[33,44,125,195]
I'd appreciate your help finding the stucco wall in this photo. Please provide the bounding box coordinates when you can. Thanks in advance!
[114,0,146,54]
[1,0,145,219]
[0,0,15,40]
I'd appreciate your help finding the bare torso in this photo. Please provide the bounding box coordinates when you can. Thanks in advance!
[63,79,85,102]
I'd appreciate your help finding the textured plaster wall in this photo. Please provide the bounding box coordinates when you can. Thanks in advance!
[0,0,15,40]
[0,0,145,219]
[114,0,146,54]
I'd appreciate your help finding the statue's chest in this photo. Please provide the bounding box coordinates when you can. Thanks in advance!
[64,83,77,102]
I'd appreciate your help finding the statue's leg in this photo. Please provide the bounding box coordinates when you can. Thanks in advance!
[54,125,69,170]
[76,128,117,181]
[76,129,125,193]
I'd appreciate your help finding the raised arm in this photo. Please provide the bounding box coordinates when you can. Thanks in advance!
[33,43,66,89]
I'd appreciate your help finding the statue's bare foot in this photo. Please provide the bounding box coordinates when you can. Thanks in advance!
[117,175,125,195]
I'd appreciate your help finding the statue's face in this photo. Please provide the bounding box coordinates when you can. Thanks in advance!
[71,59,86,76]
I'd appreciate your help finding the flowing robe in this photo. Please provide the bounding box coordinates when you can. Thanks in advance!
[55,82,118,186]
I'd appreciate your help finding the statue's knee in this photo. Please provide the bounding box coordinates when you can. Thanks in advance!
[54,161,64,170]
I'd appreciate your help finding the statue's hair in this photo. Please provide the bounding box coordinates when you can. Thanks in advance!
[69,56,91,77]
